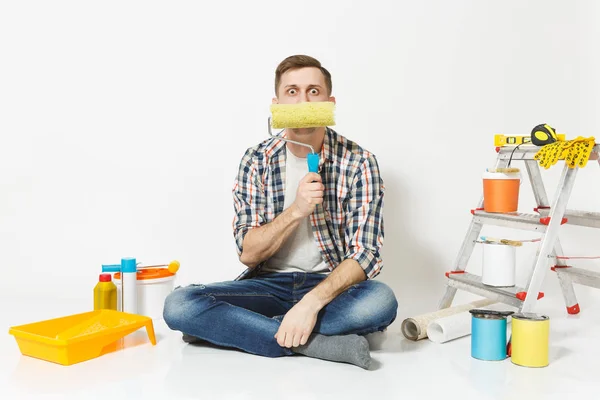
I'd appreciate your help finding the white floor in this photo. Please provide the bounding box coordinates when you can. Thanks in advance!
[2,292,600,400]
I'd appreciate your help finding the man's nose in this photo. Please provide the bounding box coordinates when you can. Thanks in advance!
[299,91,310,103]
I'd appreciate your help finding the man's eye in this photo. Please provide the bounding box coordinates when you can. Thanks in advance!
[288,89,297,95]
[309,88,319,95]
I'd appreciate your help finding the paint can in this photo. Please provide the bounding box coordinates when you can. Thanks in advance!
[114,268,175,320]
[511,313,549,367]
[469,309,514,361]
[482,242,516,287]
[482,169,521,213]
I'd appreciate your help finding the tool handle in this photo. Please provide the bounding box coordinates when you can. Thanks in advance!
[307,153,319,173]
[101,264,121,273]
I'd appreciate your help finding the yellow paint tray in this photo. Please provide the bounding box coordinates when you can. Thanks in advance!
[8,309,156,366]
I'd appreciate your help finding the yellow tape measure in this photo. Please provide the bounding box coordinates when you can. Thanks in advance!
[531,124,558,145]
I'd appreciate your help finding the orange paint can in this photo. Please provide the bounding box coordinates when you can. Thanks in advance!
[482,170,521,213]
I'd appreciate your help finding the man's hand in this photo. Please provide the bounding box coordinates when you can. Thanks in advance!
[292,173,324,218]
[274,298,321,348]
[274,260,366,348]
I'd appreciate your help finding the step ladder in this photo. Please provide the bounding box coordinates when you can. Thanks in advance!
[438,142,600,315]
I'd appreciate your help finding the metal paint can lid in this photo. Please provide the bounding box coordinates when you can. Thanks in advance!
[512,312,549,321]
[469,309,514,320]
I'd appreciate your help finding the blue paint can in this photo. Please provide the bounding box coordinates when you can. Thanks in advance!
[469,309,514,361]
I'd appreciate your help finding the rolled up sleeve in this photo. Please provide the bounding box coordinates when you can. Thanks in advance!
[232,149,265,257]
[344,154,385,279]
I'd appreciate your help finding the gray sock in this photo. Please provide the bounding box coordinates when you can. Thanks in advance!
[292,333,372,369]
[183,331,372,369]
[182,333,204,344]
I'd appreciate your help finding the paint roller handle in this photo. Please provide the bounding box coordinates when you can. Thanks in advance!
[307,153,319,173]
[137,260,180,274]
[101,264,121,273]
[307,153,320,194]
[266,116,320,173]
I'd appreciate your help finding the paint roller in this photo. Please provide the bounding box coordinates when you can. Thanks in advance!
[137,260,180,274]
[268,101,336,173]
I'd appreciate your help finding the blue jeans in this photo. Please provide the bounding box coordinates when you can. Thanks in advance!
[163,272,398,358]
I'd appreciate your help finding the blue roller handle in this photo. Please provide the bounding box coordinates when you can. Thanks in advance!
[307,153,319,173]
[102,264,121,272]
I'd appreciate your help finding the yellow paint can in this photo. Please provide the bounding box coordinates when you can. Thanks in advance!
[510,313,550,368]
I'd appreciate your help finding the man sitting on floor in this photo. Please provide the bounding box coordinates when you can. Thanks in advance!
[163,54,398,369]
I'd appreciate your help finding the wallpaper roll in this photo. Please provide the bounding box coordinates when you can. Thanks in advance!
[427,303,518,344]
[401,299,495,341]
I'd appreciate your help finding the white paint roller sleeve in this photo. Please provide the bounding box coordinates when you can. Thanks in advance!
[427,303,518,344]
[401,299,495,341]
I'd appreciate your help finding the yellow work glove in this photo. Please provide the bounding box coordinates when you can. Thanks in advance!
[534,137,595,169]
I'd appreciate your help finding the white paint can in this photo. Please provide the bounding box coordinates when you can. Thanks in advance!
[482,243,516,287]
[114,268,176,320]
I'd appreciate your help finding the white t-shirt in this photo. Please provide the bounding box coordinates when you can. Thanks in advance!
[262,146,330,274]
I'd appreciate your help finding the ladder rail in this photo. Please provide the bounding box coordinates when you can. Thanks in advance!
[551,242,580,314]
[438,219,483,309]
[550,155,600,313]
[524,159,550,208]
[521,164,578,312]
[525,158,580,313]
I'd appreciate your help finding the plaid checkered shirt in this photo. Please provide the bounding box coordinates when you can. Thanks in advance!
[232,127,385,280]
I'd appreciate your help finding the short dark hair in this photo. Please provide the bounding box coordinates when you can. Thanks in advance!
[274,55,332,96]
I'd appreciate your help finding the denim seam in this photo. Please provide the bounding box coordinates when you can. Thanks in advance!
[204,293,276,297]
[292,273,306,290]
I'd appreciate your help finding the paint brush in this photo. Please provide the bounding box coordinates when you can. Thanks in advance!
[479,236,542,247]
[485,167,520,173]
[479,236,523,247]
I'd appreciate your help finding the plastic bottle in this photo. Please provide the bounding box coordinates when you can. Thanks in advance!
[94,273,117,310]
[121,257,138,314]
[101,257,138,314]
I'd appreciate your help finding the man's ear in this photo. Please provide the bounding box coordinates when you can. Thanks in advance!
[329,96,336,104]
[272,97,279,104]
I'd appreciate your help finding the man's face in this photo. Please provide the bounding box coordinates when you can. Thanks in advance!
[274,67,335,135]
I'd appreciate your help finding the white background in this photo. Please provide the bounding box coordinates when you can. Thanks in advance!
[1,0,599,322]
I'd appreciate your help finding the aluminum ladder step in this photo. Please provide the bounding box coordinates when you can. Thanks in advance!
[445,271,543,308]
[554,267,600,289]
[472,208,600,230]
[496,143,600,161]
[536,208,600,229]
[471,209,554,232]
